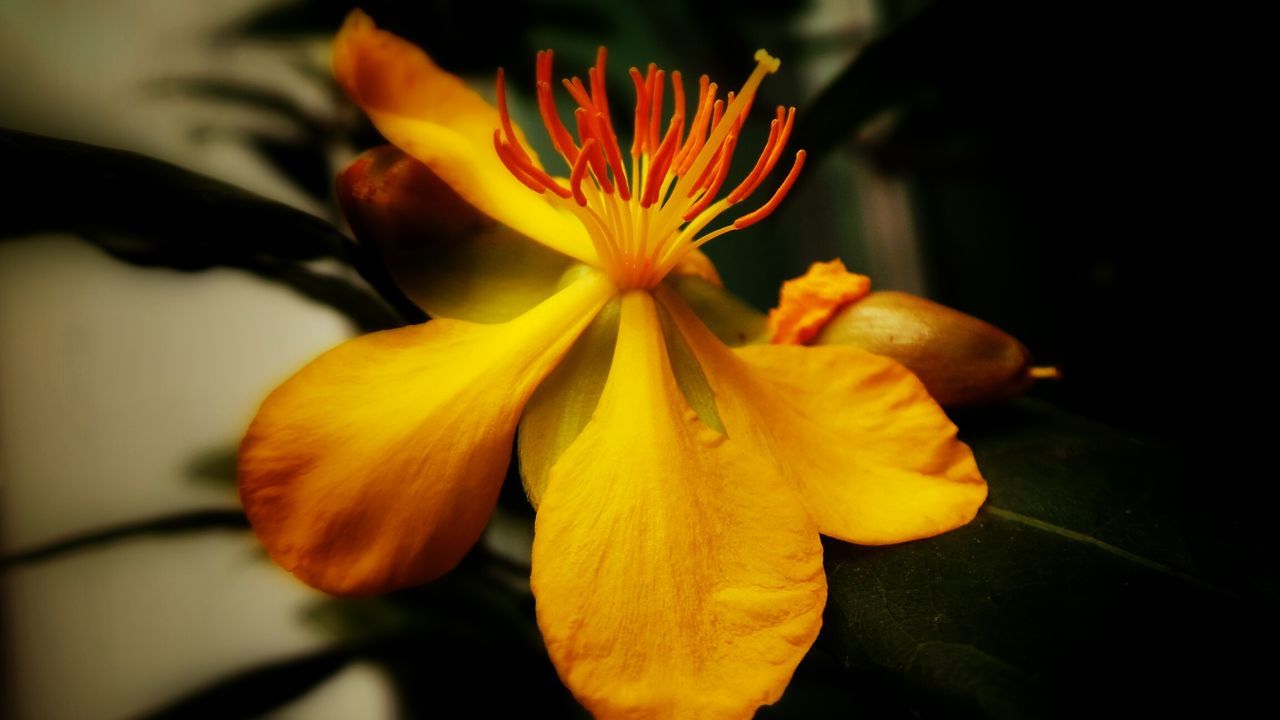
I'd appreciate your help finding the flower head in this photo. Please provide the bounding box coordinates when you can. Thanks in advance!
[489,43,804,292]
[238,10,987,718]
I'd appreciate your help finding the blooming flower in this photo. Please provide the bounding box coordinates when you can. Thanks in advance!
[238,10,987,718]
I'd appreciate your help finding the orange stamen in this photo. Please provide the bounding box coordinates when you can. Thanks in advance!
[753,106,796,188]
[642,121,681,207]
[536,52,580,165]
[563,77,594,109]
[687,134,727,198]
[492,125,572,200]
[683,135,737,221]
[629,67,649,157]
[727,110,782,203]
[675,80,716,175]
[496,68,535,166]
[671,71,686,150]
[575,108,614,193]
[570,138,599,206]
[590,46,612,128]
[591,111,631,200]
[494,134,544,193]
[733,149,805,228]
[494,47,797,288]
[648,68,665,154]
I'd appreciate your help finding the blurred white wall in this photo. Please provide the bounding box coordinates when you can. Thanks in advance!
[0,1,394,717]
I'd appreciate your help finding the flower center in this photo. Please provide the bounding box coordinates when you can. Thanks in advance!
[494,48,806,290]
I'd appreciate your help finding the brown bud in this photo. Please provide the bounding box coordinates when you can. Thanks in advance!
[814,291,1049,408]
[337,144,494,255]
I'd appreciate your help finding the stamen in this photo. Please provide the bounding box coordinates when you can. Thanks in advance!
[727,114,781,203]
[675,80,716,175]
[683,135,737,221]
[733,149,805,229]
[494,47,801,289]
[590,46,612,128]
[574,108,614,193]
[671,71,686,150]
[592,111,631,200]
[746,106,796,196]
[570,138,598,206]
[642,120,681,207]
[493,130,548,194]
[648,68,665,154]
[562,77,594,109]
[536,51,580,164]
[496,68,535,166]
[710,98,726,138]
[672,49,780,200]
[629,67,650,157]
[687,134,726,198]
[491,131,573,198]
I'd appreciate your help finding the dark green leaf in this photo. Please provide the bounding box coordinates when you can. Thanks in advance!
[239,130,335,203]
[0,128,423,330]
[154,75,347,204]
[759,646,907,720]
[1,509,248,568]
[307,559,580,717]
[189,125,336,205]
[134,646,357,720]
[824,401,1278,718]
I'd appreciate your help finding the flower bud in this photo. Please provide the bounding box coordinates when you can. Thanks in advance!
[769,260,1055,407]
[337,144,493,257]
[815,290,1049,407]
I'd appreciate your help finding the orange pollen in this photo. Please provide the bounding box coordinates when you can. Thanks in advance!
[495,47,802,289]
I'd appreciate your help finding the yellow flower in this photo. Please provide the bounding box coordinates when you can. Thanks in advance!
[238,10,987,718]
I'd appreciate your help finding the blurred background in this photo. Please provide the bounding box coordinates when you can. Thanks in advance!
[1,1,1264,718]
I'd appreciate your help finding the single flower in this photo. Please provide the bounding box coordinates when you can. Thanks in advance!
[238,11,987,718]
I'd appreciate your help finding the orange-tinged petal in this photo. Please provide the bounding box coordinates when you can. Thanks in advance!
[657,285,987,545]
[767,259,871,345]
[338,146,575,322]
[532,291,825,719]
[239,272,615,596]
[333,10,596,264]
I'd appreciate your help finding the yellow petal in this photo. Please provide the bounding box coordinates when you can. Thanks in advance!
[517,297,619,508]
[517,296,723,509]
[239,272,615,596]
[338,146,575,322]
[657,285,987,545]
[333,10,596,264]
[532,291,825,719]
